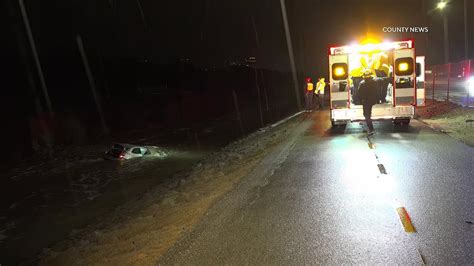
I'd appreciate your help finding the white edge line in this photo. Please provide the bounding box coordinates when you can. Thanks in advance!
[269,111,305,128]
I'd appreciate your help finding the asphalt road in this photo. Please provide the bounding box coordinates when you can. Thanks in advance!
[160,111,474,264]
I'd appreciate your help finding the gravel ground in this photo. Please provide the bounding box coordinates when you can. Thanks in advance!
[416,100,474,147]
[39,113,305,265]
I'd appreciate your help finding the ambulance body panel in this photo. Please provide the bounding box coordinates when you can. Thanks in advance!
[328,40,425,126]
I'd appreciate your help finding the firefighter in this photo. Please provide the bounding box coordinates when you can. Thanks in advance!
[304,77,314,112]
[357,69,379,135]
[350,56,371,103]
[315,77,326,109]
[374,53,391,103]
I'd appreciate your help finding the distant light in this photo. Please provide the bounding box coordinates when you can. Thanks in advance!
[437,1,447,10]
[331,40,412,55]
[468,76,474,95]
[398,62,409,72]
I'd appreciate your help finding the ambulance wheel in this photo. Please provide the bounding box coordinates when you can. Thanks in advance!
[331,121,347,129]
[393,119,410,126]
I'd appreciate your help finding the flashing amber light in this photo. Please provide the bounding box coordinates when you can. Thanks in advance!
[360,35,380,45]
[334,67,346,77]
[398,62,409,72]
[468,76,474,95]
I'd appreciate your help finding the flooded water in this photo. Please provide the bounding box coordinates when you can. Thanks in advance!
[0,108,296,263]
[0,143,211,264]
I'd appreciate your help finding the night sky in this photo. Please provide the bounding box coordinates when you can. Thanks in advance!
[9,0,471,74]
[3,3,474,265]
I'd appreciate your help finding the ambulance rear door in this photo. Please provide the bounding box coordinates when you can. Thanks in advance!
[393,48,416,106]
[416,56,426,106]
[329,54,350,109]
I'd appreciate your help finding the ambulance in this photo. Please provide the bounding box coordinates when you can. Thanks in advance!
[328,40,425,127]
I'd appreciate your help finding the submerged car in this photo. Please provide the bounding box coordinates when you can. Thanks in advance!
[104,143,151,160]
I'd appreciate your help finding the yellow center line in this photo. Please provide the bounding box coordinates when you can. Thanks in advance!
[367,138,416,235]
[396,207,416,233]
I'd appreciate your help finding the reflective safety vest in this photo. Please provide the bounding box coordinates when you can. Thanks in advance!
[350,67,364,77]
[316,81,325,94]
[306,82,314,91]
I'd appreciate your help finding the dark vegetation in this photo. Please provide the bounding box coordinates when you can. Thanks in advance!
[2,0,298,166]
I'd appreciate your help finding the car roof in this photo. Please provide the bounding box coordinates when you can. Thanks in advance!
[113,143,145,149]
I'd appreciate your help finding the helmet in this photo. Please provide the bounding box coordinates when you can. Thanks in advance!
[306,77,312,83]
[362,69,372,78]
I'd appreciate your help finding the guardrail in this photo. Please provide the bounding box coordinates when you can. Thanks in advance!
[425,59,473,107]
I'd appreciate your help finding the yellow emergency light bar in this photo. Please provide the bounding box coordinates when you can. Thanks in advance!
[330,40,413,55]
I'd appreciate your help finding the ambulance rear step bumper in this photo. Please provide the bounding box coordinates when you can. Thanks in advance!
[331,105,414,122]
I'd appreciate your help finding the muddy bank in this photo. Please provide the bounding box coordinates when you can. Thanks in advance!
[39,113,305,265]
[417,100,474,147]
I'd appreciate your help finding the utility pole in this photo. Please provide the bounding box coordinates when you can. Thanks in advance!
[19,0,53,114]
[76,34,109,135]
[251,15,269,111]
[279,0,302,110]
[135,0,147,29]
[464,0,469,60]
[443,11,449,63]
[422,0,429,63]
[251,15,264,127]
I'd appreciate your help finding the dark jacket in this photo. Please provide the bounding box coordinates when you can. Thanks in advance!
[357,77,383,105]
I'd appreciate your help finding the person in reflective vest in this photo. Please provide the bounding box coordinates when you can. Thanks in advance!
[304,77,314,112]
[315,78,326,109]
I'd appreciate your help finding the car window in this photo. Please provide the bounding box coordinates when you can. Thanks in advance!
[131,148,142,154]
[140,148,149,154]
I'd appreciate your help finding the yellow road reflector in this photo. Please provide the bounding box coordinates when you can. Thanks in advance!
[417,249,427,265]
[368,143,375,149]
[396,207,416,233]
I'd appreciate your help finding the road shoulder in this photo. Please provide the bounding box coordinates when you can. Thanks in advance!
[416,100,474,147]
[40,113,309,265]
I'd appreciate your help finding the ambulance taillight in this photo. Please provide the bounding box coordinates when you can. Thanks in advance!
[332,63,348,80]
